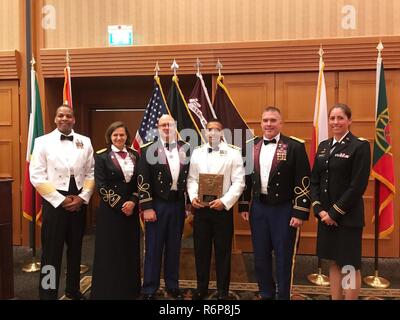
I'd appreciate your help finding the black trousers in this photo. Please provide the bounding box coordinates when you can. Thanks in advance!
[193,207,233,295]
[39,177,86,300]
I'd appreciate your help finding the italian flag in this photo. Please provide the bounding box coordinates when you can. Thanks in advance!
[22,67,44,224]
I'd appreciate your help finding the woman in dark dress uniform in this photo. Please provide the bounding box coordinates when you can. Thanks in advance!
[91,122,141,299]
[311,104,371,300]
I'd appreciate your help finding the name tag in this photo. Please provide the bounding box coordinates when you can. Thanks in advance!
[334,153,350,159]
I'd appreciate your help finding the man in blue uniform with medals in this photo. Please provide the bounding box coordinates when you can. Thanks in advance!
[239,106,311,300]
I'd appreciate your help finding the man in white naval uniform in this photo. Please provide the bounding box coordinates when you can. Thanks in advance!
[187,119,245,300]
[30,104,95,300]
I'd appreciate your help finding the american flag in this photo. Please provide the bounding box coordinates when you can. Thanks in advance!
[132,77,169,151]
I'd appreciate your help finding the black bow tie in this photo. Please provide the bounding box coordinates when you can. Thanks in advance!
[208,147,220,153]
[165,142,176,150]
[61,134,73,141]
[263,138,276,145]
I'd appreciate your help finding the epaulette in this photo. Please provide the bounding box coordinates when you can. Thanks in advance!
[179,140,190,146]
[140,141,154,149]
[96,148,107,154]
[358,137,368,141]
[246,136,258,144]
[127,146,139,153]
[290,136,305,143]
[228,144,241,151]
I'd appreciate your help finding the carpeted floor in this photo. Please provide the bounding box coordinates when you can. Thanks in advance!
[11,232,400,300]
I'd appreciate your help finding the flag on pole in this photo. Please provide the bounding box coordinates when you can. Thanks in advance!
[132,76,169,152]
[310,49,328,167]
[187,73,217,140]
[212,75,253,149]
[371,46,396,238]
[168,75,205,146]
[63,54,73,108]
[22,65,44,224]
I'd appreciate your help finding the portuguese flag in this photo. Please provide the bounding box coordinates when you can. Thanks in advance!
[372,56,396,238]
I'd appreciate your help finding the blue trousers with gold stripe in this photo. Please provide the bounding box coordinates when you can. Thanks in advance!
[142,198,185,295]
[249,200,299,300]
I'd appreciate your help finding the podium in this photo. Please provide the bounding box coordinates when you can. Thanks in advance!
[0,178,14,299]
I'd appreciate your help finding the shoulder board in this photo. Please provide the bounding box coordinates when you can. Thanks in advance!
[246,136,258,144]
[96,148,107,154]
[140,141,154,149]
[127,146,139,153]
[179,140,190,146]
[227,144,242,150]
[290,136,305,143]
[358,137,368,141]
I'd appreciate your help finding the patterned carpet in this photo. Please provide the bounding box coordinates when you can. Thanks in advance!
[61,276,400,300]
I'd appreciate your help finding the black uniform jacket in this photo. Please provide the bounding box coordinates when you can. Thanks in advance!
[137,140,190,210]
[311,132,371,227]
[95,147,139,212]
[239,134,311,220]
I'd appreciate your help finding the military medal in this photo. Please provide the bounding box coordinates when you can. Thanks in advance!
[276,143,287,161]
[75,139,84,149]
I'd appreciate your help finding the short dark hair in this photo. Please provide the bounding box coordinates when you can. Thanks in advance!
[56,104,74,117]
[262,106,281,115]
[206,118,224,129]
[329,103,352,119]
[105,121,132,146]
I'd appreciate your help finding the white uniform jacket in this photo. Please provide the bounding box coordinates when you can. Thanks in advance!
[187,141,245,211]
[30,129,95,208]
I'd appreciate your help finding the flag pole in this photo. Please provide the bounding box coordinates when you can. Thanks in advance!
[195,57,202,77]
[63,50,89,274]
[363,42,390,289]
[22,57,41,273]
[307,45,329,286]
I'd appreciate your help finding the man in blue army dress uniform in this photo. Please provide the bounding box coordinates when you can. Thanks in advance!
[137,114,190,300]
[239,106,311,300]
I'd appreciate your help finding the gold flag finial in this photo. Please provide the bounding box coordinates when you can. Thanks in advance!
[154,61,160,77]
[65,50,71,66]
[216,59,223,77]
[171,59,179,76]
[377,41,384,59]
[30,56,36,70]
[195,58,202,76]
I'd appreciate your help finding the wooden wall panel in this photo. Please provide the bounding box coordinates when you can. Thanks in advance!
[41,0,400,48]
[0,81,21,245]
[220,74,275,136]
[0,51,19,80]
[0,0,20,50]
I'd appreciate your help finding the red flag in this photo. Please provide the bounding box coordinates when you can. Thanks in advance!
[63,64,73,108]
[212,75,253,149]
[372,48,395,238]
[23,66,44,225]
[310,53,328,167]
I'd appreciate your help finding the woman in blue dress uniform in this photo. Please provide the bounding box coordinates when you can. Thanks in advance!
[91,122,141,299]
[311,104,371,300]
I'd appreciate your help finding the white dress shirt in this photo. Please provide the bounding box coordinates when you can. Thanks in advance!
[260,133,280,194]
[161,139,180,191]
[111,145,134,183]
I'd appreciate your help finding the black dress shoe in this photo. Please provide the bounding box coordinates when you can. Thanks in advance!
[65,292,86,300]
[166,288,183,300]
[192,291,207,300]
[143,293,156,300]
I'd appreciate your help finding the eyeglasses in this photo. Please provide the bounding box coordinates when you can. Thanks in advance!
[159,123,175,128]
